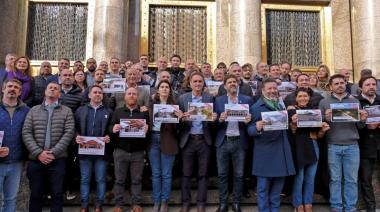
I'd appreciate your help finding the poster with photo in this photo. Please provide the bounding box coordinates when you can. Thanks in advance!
[205,80,223,96]
[0,131,3,147]
[188,103,214,121]
[247,81,258,96]
[225,104,250,122]
[119,119,146,138]
[261,110,288,131]
[102,78,126,93]
[153,104,180,123]
[296,109,323,127]
[364,105,380,123]
[277,82,296,99]
[331,103,360,122]
[78,136,105,156]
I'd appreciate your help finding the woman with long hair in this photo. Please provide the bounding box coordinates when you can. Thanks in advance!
[287,88,330,212]
[7,56,32,104]
[149,80,182,212]
[316,65,330,92]
[74,70,88,92]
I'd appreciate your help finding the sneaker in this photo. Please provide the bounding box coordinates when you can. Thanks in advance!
[66,191,77,200]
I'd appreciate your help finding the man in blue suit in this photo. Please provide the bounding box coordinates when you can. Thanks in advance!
[248,78,295,212]
[214,75,253,212]
[178,72,217,212]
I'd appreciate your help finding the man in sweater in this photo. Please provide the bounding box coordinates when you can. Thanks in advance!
[109,87,149,212]
[0,79,30,212]
[23,82,75,212]
[319,74,368,212]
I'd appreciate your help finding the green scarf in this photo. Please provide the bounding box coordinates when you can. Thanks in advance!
[263,97,281,111]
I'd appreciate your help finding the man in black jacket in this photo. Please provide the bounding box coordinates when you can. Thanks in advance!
[109,87,149,212]
[356,76,380,212]
[59,68,83,112]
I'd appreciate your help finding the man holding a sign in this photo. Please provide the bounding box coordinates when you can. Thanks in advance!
[178,72,216,212]
[214,75,253,212]
[356,76,380,211]
[109,87,149,212]
[248,78,295,212]
[319,74,368,212]
[0,79,30,212]
[75,85,112,212]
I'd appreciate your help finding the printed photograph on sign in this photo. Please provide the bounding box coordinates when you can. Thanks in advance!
[153,104,180,123]
[102,78,126,93]
[331,103,359,122]
[77,136,105,156]
[277,82,296,99]
[225,104,249,122]
[119,119,146,138]
[364,105,380,124]
[247,81,258,96]
[261,110,288,131]
[188,102,213,121]
[205,80,223,96]
[0,131,3,147]
[296,109,323,127]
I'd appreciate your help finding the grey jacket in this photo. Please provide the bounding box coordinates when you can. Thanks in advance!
[22,103,75,160]
[319,93,364,145]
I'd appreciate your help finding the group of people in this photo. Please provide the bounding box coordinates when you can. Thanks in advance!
[0,52,379,212]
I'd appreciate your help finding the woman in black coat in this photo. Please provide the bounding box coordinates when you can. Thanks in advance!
[287,87,330,212]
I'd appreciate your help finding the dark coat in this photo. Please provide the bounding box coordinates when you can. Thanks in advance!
[178,91,214,148]
[287,108,318,171]
[214,94,253,149]
[217,79,253,97]
[75,104,113,160]
[59,85,83,112]
[0,100,30,163]
[247,97,295,177]
[149,100,179,155]
[284,88,323,109]
[356,94,380,159]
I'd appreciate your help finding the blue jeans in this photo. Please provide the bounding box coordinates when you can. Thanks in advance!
[79,157,106,208]
[292,140,319,207]
[148,133,175,204]
[256,177,285,212]
[328,144,360,212]
[216,139,246,204]
[0,162,22,212]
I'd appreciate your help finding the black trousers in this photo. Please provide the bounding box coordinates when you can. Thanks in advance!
[181,136,211,205]
[359,156,378,212]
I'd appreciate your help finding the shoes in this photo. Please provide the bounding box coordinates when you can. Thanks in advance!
[304,204,312,212]
[215,203,228,212]
[180,204,190,212]
[152,203,160,212]
[232,203,242,212]
[95,207,103,212]
[66,191,77,200]
[197,205,205,212]
[113,207,123,212]
[79,208,88,212]
[159,201,168,212]
[131,205,143,212]
[295,205,304,212]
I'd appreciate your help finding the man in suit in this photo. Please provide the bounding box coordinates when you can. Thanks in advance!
[178,72,217,212]
[214,75,253,212]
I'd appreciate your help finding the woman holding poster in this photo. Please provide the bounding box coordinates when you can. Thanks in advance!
[287,88,330,212]
[148,80,183,212]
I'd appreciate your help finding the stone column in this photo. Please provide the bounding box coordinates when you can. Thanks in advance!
[351,0,380,79]
[93,0,129,61]
[229,0,261,64]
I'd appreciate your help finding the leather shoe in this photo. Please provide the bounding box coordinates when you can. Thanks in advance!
[197,205,206,212]
[215,203,228,212]
[180,204,190,212]
[232,203,242,212]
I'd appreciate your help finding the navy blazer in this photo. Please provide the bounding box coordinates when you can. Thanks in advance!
[247,97,295,177]
[214,94,253,149]
[178,91,214,148]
